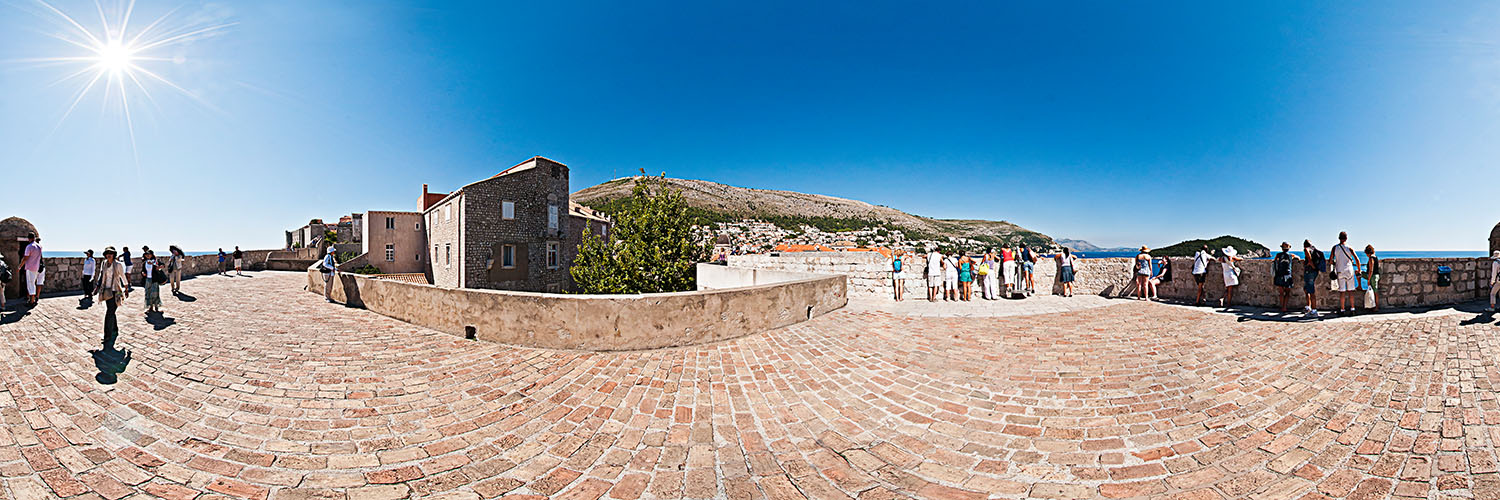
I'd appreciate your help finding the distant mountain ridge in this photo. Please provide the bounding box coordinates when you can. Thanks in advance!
[572,176,1056,248]
[1056,239,1133,253]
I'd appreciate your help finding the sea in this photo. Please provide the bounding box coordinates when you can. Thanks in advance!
[1071,250,1489,260]
[43,251,224,258]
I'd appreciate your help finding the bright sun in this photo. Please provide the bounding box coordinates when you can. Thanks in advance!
[94,40,136,72]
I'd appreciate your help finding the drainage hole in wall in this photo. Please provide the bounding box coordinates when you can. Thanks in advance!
[464,326,476,340]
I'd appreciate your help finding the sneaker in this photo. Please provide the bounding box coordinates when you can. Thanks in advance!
[1307,309,1318,317]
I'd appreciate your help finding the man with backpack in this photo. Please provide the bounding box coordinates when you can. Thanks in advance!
[320,248,339,302]
[1191,245,1214,305]
[1272,242,1298,312]
[1303,240,1326,317]
[1331,231,1361,316]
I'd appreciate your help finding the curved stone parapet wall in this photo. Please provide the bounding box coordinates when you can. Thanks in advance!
[307,264,846,351]
[35,250,275,295]
[730,251,1491,309]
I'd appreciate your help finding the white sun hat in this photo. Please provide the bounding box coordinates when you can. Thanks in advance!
[1222,246,1238,258]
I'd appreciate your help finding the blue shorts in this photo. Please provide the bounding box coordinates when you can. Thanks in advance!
[1303,273,1317,294]
[1024,262,1034,272]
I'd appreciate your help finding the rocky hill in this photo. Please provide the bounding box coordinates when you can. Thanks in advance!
[573,177,1056,248]
[1155,236,1270,258]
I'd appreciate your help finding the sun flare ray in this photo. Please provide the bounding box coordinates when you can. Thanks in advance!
[18,0,231,168]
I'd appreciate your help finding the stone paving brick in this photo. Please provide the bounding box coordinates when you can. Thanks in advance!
[3,271,1500,498]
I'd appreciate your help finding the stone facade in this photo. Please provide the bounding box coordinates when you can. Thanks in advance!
[729,251,1493,309]
[1491,222,1500,256]
[423,156,608,293]
[1,217,39,301]
[362,211,427,275]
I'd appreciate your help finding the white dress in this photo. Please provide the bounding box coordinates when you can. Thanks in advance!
[1221,258,1239,287]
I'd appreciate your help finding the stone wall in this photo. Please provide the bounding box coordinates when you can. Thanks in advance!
[307,264,847,351]
[728,251,1493,309]
[36,250,275,295]
[1149,256,1492,309]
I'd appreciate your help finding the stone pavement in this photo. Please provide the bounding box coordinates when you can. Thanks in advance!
[847,295,1117,318]
[3,271,1500,499]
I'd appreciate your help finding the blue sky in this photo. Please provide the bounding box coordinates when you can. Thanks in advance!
[3,1,1498,252]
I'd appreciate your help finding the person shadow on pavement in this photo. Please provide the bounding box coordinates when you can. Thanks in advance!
[90,348,132,385]
[146,311,176,330]
[173,291,196,302]
[0,306,28,325]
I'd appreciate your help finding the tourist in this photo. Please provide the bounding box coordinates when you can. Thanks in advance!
[233,246,244,276]
[1191,244,1213,305]
[0,253,9,313]
[1135,246,1153,301]
[320,247,339,302]
[95,247,128,350]
[1272,242,1297,312]
[1330,232,1360,316]
[22,233,42,307]
[141,250,162,314]
[168,246,184,294]
[981,250,999,300]
[1000,245,1016,296]
[1022,246,1038,295]
[1149,255,1172,300]
[958,254,974,301]
[1013,246,1029,295]
[1057,248,1077,297]
[1220,246,1243,308]
[120,246,132,282]
[926,248,942,302]
[217,248,227,275]
[944,252,959,301]
[1303,240,1325,317]
[81,249,96,301]
[891,252,905,301]
[1364,245,1380,312]
[1489,251,1500,313]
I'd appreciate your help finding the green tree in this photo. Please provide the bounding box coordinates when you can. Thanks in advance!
[572,174,712,294]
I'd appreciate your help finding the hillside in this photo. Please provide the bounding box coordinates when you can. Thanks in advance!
[1155,236,1270,258]
[573,177,1056,248]
[1056,239,1132,253]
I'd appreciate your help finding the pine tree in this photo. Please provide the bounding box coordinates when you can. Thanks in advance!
[571,174,711,294]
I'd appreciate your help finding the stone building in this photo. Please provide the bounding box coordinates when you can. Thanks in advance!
[362,211,427,275]
[286,216,362,255]
[422,156,610,292]
[1,217,38,302]
[1491,221,1500,256]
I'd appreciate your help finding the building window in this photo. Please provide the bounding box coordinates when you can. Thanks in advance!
[385,244,395,262]
[385,217,395,229]
[546,241,559,269]
[502,201,515,220]
[501,244,516,269]
[444,205,451,221]
[445,243,451,267]
[416,252,421,261]
[548,205,559,231]
[415,221,421,231]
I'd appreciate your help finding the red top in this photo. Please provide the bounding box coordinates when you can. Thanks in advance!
[1001,249,1013,262]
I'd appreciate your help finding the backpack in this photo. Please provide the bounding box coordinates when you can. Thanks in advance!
[1312,249,1327,273]
[152,269,168,285]
[1273,253,1291,276]
[893,259,902,272]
